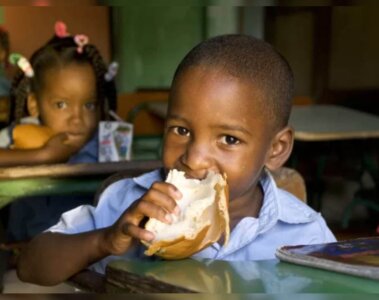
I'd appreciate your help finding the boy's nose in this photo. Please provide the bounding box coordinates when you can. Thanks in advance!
[181,141,212,175]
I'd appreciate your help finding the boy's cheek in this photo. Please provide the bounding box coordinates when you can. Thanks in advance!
[162,147,179,169]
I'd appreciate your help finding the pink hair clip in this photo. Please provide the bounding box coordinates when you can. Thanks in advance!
[55,21,69,38]
[104,62,119,81]
[9,53,34,78]
[74,34,89,54]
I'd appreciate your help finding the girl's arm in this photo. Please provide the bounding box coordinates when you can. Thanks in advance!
[0,148,58,167]
[0,133,79,167]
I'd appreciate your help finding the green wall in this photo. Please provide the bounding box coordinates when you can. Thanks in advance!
[109,6,243,92]
[112,7,205,92]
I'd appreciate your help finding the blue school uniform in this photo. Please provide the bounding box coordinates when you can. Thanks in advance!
[48,169,336,274]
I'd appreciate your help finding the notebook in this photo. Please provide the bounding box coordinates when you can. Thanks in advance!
[276,236,379,280]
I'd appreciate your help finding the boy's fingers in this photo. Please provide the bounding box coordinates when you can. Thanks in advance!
[125,200,173,225]
[144,188,180,216]
[152,182,182,200]
[148,182,182,215]
[122,224,154,242]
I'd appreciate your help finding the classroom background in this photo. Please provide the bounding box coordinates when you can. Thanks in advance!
[1,0,379,234]
[0,1,378,288]
[0,0,379,292]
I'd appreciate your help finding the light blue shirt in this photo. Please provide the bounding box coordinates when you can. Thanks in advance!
[48,169,336,274]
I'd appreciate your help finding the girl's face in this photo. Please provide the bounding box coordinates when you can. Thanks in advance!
[29,63,100,148]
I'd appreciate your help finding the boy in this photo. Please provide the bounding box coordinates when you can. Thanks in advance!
[17,34,335,286]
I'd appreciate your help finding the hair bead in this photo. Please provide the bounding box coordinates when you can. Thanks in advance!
[74,34,89,54]
[9,53,34,78]
[104,62,118,82]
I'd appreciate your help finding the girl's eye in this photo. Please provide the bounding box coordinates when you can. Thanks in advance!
[85,102,97,111]
[221,135,240,145]
[55,101,67,109]
[173,126,190,136]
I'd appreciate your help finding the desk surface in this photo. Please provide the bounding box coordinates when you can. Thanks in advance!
[0,160,162,180]
[0,160,163,209]
[104,258,379,293]
[147,103,379,142]
[289,105,379,141]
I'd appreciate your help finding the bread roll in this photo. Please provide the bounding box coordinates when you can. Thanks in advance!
[143,169,230,259]
[12,124,54,149]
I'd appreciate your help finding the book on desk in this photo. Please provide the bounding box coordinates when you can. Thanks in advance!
[276,236,379,281]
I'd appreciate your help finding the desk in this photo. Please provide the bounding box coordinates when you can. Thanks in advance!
[0,160,163,209]
[289,105,379,141]
[289,106,379,223]
[70,258,379,293]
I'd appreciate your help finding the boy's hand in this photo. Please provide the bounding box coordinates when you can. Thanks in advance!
[102,182,182,255]
[40,133,80,163]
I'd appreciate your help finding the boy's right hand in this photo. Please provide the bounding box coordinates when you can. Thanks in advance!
[101,182,182,256]
[40,133,80,163]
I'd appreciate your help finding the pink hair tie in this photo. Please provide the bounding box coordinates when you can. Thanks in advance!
[74,34,89,54]
[55,21,69,38]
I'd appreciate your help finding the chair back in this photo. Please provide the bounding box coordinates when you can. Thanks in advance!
[271,167,307,203]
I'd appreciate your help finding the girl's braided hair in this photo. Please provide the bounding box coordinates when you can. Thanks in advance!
[10,35,117,124]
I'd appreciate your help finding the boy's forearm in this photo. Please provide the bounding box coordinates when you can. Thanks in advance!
[17,229,110,286]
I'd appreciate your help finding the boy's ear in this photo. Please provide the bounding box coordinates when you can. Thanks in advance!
[27,93,39,117]
[265,126,294,171]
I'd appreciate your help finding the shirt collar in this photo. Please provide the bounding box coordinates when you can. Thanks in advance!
[256,169,280,234]
[258,169,317,232]
[133,168,164,189]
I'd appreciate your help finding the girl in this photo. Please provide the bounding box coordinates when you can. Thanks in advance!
[0,22,117,166]
[0,22,117,242]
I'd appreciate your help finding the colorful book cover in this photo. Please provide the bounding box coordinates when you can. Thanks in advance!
[276,237,379,280]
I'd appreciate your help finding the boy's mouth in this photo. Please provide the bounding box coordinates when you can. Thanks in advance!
[184,173,207,180]
[168,165,221,181]
[180,170,216,181]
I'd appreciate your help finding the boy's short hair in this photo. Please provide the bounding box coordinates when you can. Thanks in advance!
[171,34,294,130]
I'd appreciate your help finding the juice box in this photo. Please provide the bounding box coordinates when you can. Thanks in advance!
[98,121,133,162]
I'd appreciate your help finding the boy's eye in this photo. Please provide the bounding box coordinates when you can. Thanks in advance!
[55,101,67,109]
[173,126,190,136]
[221,135,240,145]
[84,102,97,111]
